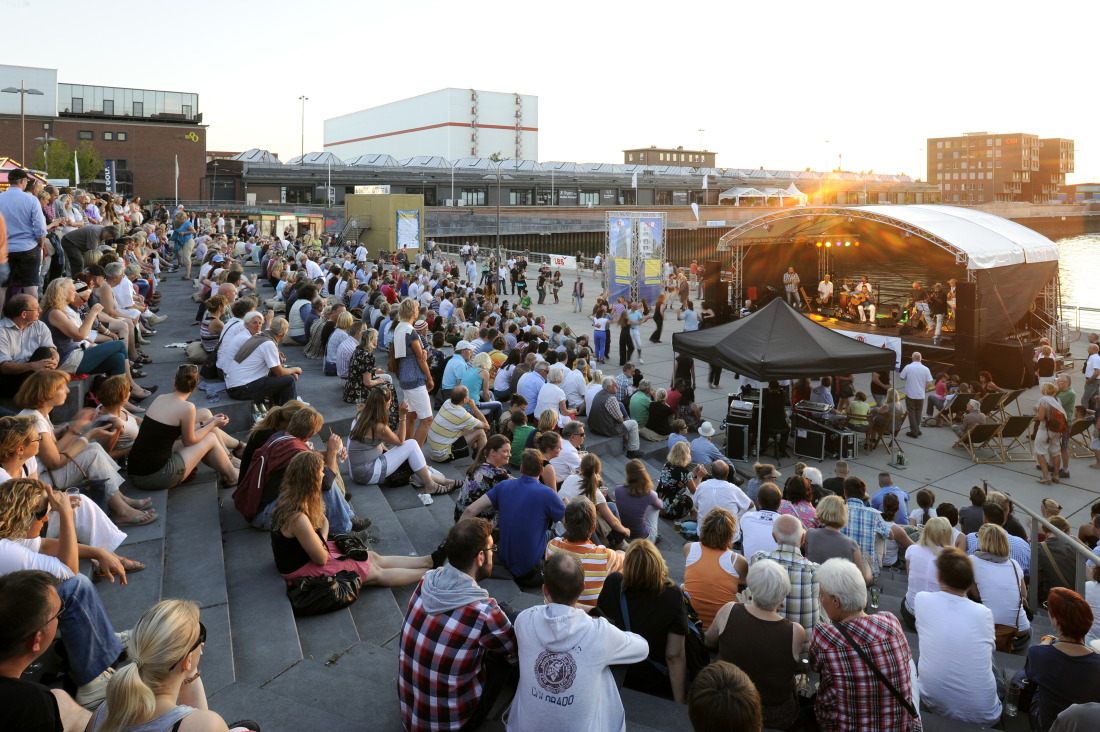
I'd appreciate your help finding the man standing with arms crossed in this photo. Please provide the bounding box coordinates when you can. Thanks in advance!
[901,352,933,439]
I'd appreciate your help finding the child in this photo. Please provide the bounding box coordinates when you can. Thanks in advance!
[509,412,534,467]
[910,488,937,527]
[498,395,528,441]
[925,372,949,421]
[947,374,962,394]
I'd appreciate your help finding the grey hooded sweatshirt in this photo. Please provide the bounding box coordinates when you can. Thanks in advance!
[507,603,648,732]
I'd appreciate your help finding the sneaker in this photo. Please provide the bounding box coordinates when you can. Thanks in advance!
[1059,469,1070,479]
[626,450,643,459]
[350,516,372,532]
[638,358,644,364]
[76,667,115,708]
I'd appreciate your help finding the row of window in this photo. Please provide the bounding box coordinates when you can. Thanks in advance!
[938,171,998,181]
[935,136,1038,149]
[626,152,707,163]
[77,130,128,142]
[937,161,1002,170]
[937,149,1000,159]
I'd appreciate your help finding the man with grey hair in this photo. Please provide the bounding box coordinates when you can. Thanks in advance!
[952,398,992,438]
[545,497,624,607]
[751,513,823,636]
[1083,342,1100,411]
[225,317,303,405]
[218,309,273,376]
[588,376,642,458]
[695,460,752,525]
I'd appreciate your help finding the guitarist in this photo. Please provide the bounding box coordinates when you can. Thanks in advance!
[853,277,876,325]
[783,266,801,307]
[816,274,834,312]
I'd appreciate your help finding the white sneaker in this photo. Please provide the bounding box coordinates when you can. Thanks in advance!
[638,358,644,364]
[76,667,115,708]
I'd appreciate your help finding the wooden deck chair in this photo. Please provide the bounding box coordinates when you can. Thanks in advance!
[952,421,1005,463]
[998,415,1037,462]
[868,413,907,454]
[994,388,1028,419]
[933,392,977,427]
[1068,418,1096,459]
[977,391,1004,416]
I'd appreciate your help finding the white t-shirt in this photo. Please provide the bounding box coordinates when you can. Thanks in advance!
[970,556,1029,631]
[1086,580,1100,645]
[741,510,779,561]
[1085,353,1100,381]
[305,259,323,280]
[355,246,368,262]
[899,361,933,400]
[0,538,74,579]
[563,369,587,407]
[20,409,52,436]
[909,507,937,527]
[0,455,37,482]
[112,280,136,309]
[535,383,568,422]
[218,324,254,374]
[694,479,751,523]
[550,440,582,479]
[915,591,1001,726]
[493,364,515,391]
[904,544,940,609]
[585,384,603,417]
[558,474,606,505]
[226,340,281,389]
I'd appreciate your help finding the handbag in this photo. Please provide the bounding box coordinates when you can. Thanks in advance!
[331,532,370,561]
[834,621,919,719]
[46,461,109,515]
[285,569,361,616]
[185,341,207,364]
[993,559,1024,653]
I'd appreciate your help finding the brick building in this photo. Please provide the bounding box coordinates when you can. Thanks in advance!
[0,65,206,200]
[927,131,1074,204]
[623,145,716,167]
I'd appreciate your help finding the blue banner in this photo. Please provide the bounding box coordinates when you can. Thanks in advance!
[103,160,117,193]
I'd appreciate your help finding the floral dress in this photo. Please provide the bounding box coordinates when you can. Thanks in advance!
[342,347,399,429]
[675,386,703,431]
[454,462,511,526]
[656,462,694,520]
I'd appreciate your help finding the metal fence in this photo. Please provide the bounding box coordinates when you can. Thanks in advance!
[1060,305,1100,333]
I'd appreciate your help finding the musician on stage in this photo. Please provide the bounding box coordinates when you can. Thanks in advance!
[783,266,801,306]
[946,278,958,320]
[929,283,949,343]
[740,299,755,318]
[817,274,834,312]
[911,281,932,331]
[855,278,876,325]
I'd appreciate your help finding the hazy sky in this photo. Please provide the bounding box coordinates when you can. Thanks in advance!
[5,0,1098,182]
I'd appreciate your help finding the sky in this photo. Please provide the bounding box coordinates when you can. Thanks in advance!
[4,0,1100,182]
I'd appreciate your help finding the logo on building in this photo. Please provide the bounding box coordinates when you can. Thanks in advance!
[176,132,200,142]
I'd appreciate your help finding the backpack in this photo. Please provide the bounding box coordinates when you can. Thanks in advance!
[232,435,309,519]
[1046,404,1068,434]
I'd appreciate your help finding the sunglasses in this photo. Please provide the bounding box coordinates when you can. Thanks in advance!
[173,622,206,669]
[24,601,66,641]
[34,500,50,521]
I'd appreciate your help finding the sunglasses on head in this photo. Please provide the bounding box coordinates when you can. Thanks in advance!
[173,622,206,669]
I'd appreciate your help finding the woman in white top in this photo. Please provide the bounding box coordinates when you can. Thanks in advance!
[1034,381,1066,484]
[556,453,630,545]
[901,517,953,630]
[1086,563,1100,645]
[970,524,1031,648]
[16,370,153,526]
[492,349,521,401]
[89,375,142,461]
[535,367,574,429]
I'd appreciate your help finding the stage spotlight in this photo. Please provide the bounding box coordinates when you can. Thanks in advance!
[835,241,841,247]
[854,241,860,246]
[844,241,851,247]
[825,242,832,247]
[816,241,823,248]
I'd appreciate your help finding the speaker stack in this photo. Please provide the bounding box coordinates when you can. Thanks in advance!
[953,281,984,382]
[703,260,731,324]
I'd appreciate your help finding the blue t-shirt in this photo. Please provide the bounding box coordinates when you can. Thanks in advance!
[460,365,485,401]
[668,433,688,451]
[442,354,468,390]
[871,486,911,525]
[1023,643,1100,731]
[349,289,367,310]
[690,436,724,465]
[629,310,642,330]
[487,475,565,577]
[682,310,699,331]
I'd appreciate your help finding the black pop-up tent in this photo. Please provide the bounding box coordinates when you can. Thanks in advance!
[672,298,900,460]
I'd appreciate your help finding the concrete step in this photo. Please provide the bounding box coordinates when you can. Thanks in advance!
[346,484,418,558]
[208,680,370,732]
[163,479,227,607]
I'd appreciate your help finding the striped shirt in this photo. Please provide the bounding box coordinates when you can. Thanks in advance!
[545,537,623,607]
[425,401,480,461]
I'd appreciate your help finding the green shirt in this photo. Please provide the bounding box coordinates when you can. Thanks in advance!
[629,391,652,426]
[510,426,535,466]
[1057,388,1076,417]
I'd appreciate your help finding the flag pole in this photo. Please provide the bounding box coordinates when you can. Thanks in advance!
[174,154,179,208]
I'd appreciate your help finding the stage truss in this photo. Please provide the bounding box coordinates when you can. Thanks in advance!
[604,211,666,302]
[716,206,1067,352]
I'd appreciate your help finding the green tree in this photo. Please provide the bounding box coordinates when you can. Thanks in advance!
[488,151,505,162]
[76,140,103,186]
[30,138,73,180]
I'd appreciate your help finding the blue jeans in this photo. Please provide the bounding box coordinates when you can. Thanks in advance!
[250,468,353,534]
[475,401,503,425]
[593,330,606,360]
[78,340,128,377]
[56,573,122,686]
[134,279,150,298]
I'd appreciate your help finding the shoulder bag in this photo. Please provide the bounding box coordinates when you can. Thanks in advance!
[992,559,1024,653]
[285,569,361,616]
[47,461,109,515]
[834,621,919,719]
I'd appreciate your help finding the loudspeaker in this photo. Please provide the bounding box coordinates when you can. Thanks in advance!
[954,281,985,340]
[724,423,752,462]
[703,260,723,307]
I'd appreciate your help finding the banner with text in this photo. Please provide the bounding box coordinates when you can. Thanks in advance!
[609,218,632,259]
[610,257,632,303]
[395,210,420,249]
[640,259,662,303]
[834,329,902,370]
[104,160,117,193]
[550,254,577,271]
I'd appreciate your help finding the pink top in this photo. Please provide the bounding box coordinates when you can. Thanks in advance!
[778,500,818,530]
[935,381,947,399]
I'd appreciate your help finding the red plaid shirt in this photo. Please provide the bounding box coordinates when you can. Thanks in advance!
[398,578,518,732]
[809,613,921,732]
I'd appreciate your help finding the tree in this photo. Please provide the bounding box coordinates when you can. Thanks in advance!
[76,141,103,187]
[30,138,73,180]
[488,151,505,162]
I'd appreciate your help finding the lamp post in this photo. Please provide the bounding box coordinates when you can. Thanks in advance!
[34,135,58,176]
[211,161,219,201]
[2,81,45,165]
[298,95,308,161]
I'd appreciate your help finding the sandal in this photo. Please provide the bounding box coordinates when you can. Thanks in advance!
[129,497,153,510]
[113,509,157,526]
[1037,477,1052,485]
[429,478,460,495]
[117,557,146,573]
[232,440,247,460]
[131,369,148,379]
[131,385,158,402]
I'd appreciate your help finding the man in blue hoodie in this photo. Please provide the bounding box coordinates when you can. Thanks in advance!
[508,552,649,732]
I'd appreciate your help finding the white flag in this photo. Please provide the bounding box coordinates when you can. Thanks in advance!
[631,171,637,189]
[691,202,699,221]
[175,155,179,180]
[74,152,80,185]
[702,174,708,190]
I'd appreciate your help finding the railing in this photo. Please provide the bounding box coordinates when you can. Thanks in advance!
[1059,305,1100,333]
[985,481,1100,611]
[150,199,334,216]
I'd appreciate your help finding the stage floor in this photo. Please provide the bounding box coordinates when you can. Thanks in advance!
[804,311,958,360]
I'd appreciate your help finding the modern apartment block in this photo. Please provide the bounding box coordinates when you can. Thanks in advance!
[623,145,716,167]
[927,131,1073,204]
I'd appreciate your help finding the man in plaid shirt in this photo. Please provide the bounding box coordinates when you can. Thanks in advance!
[751,514,823,635]
[811,558,921,732]
[399,518,517,732]
[840,477,891,580]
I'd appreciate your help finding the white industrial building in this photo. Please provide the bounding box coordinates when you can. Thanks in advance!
[323,88,537,162]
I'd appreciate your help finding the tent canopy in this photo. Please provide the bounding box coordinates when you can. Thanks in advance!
[671,298,897,381]
[718,186,769,200]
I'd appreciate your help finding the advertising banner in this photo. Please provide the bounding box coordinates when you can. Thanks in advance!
[610,257,632,303]
[103,160,116,193]
[396,209,420,249]
[640,259,662,303]
[637,217,663,260]
[834,329,902,370]
[609,218,632,259]
[550,254,577,270]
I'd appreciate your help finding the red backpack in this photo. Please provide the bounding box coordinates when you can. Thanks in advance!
[1046,405,1068,434]
[232,434,309,519]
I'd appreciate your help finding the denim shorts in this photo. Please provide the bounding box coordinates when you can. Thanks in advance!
[129,452,187,490]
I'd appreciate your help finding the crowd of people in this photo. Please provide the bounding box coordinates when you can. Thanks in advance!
[3,170,1100,732]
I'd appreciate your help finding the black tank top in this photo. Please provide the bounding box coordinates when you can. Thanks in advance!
[718,603,799,707]
[128,416,183,477]
[271,527,324,575]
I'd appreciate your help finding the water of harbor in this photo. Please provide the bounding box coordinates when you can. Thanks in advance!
[1057,234,1100,310]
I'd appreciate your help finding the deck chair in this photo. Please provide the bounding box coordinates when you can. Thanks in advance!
[868,413,907,454]
[994,388,1028,420]
[1069,418,1096,459]
[998,415,1036,462]
[932,392,978,427]
[952,421,1005,464]
[977,392,1004,416]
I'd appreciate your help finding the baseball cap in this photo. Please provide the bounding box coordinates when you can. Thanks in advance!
[212,254,224,262]
[455,340,473,351]
[124,264,142,277]
[6,168,29,184]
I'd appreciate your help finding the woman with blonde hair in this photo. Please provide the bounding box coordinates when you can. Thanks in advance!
[1034,381,1066,485]
[270,451,432,587]
[323,310,355,376]
[16,370,152,526]
[614,460,663,543]
[88,599,258,732]
[656,440,705,525]
[804,495,868,581]
[557,452,631,546]
[684,507,748,630]
[596,539,690,703]
[970,523,1031,650]
[898,516,954,630]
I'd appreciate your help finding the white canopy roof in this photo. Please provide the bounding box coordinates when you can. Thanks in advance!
[718,186,769,199]
[853,204,1059,269]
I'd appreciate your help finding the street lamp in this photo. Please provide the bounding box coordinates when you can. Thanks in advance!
[919,147,923,182]
[34,135,58,176]
[298,95,308,161]
[211,161,219,201]
[2,81,45,165]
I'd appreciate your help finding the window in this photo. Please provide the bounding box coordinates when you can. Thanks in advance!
[78,130,93,140]
[953,152,959,158]
[509,189,533,205]
[628,153,634,161]
[937,152,943,159]
[115,160,127,169]
[962,162,967,169]
[133,102,143,117]
[937,173,943,180]
[460,188,485,206]
[937,163,942,170]
[579,191,600,206]
[102,131,113,141]
[995,138,1001,146]
[995,161,1001,168]
[71,97,83,113]
[639,153,645,161]
[654,190,673,205]
[103,100,114,115]
[116,132,127,142]
[659,153,665,161]
[987,138,992,146]
[937,141,943,148]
